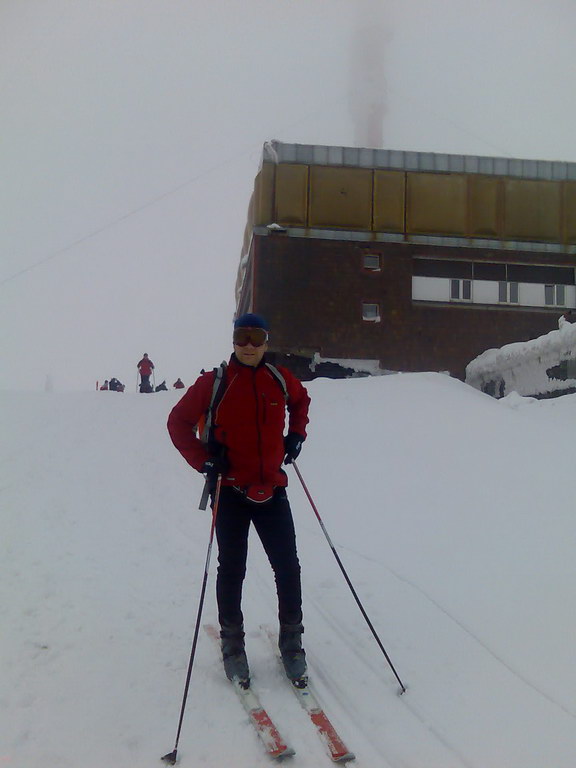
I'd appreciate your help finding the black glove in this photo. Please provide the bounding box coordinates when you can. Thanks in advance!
[201,454,230,483]
[283,432,304,464]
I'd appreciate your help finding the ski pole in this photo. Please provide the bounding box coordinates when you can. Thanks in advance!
[291,461,407,695]
[162,474,223,765]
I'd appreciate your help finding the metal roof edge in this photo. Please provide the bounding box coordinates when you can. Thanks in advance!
[265,140,576,181]
[252,225,576,254]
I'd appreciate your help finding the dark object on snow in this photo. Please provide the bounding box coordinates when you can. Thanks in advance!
[109,378,124,392]
[155,380,168,392]
[173,378,185,389]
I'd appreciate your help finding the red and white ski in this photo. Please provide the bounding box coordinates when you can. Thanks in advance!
[204,624,295,760]
[263,626,355,763]
[287,678,355,762]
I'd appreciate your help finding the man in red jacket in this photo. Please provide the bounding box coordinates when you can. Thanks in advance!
[167,313,310,684]
[137,353,155,393]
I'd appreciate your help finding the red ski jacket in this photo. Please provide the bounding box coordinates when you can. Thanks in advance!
[137,358,154,375]
[167,356,310,488]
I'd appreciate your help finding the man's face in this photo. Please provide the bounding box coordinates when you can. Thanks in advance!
[234,340,268,367]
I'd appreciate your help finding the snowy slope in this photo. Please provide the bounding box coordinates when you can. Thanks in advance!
[2,374,576,768]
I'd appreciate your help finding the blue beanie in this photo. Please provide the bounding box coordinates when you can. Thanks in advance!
[234,313,269,331]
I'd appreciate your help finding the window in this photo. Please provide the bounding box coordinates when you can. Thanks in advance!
[545,285,566,306]
[412,258,575,287]
[363,253,381,271]
[413,258,472,279]
[474,262,506,281]
[362,302,381,322]
[498,281,519,303]
[509,265,575,285]
[450,279,471,301]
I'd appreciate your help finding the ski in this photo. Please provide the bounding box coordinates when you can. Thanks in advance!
[204,624,295,760]
[288,678,355,762]
[263,626,355,763]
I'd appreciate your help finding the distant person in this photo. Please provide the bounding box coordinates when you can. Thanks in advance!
[173,378,185,389]
[100,380,109,390]
[155,380,168,392]
[137,353,155,393]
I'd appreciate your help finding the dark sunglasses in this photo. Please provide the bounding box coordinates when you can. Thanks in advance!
[233,327,269,347]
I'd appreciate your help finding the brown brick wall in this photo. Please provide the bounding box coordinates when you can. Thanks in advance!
[250,233,568,380]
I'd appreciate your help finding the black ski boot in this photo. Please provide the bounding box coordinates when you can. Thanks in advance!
[220,623,250,685]
[279,622,307,683]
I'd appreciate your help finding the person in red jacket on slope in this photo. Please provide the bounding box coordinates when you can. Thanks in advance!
[137,353,155,393]
[167,313,310,685]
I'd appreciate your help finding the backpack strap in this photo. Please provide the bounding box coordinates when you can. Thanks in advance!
[201,361,288,446]
[200,361,228,445]
[264,362,288,402]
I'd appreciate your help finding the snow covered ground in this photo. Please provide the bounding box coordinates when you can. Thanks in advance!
[2,373,576,768]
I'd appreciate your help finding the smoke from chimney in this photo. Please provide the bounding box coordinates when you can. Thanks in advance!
[348,0,388,149]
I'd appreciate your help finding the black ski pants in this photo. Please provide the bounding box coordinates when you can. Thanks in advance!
[214,486,303,629]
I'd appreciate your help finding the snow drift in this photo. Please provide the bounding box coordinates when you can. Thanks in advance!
[466,314,576,398]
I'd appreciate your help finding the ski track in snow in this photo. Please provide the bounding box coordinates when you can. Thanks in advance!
[383,557,576,722]
[327,531,576,725]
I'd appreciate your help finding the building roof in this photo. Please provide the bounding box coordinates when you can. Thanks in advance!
[264,140,576,182]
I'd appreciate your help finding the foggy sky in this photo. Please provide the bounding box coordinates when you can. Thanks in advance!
[1,0,575,391]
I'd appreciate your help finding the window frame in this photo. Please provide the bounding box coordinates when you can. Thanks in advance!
[545,284,566,306]
[498,281,519,304]
[362,252,381,272]
[450,278,472,302]
[361,301,381,322]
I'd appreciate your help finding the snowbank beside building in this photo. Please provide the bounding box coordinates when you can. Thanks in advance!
[466,313,576,397]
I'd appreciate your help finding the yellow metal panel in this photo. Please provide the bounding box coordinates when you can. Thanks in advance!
[309,166,373,230]
[563,181,576,244]
[275,164,309,226]
[373,170,405,232]
[503,179,561,241]
[406,173,467,235]
[468,176,500,237]
[253,162,276,226]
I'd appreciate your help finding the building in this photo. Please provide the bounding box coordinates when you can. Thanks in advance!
[236,141,576,380]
